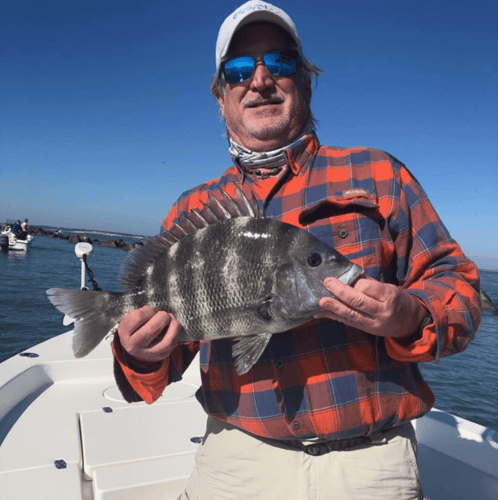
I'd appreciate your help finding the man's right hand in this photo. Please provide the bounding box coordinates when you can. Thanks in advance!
[117,306,182,363]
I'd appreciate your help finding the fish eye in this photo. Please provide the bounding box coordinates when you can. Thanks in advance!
[307,253,322,267]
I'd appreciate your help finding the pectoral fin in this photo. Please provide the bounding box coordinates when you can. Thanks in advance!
[232,333,272,375]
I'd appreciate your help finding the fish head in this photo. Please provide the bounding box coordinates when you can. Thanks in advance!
[271,229,363,321]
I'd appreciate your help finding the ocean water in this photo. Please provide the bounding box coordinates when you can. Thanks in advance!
[1,233,497,431]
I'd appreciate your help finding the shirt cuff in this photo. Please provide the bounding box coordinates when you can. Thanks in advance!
[384,300,436,362]
[112,337,169,404]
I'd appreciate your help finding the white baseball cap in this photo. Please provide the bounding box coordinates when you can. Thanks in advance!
[215,1,302,73]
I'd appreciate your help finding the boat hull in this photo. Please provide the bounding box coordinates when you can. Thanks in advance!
[0,229,34,252]
[0,331,497,500]
[0,235,8,251]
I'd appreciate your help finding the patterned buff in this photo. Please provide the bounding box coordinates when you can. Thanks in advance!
[228,122,315,171]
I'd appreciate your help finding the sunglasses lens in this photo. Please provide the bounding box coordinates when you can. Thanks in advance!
[264,50,297,76]
[223,56,256,84]
[222,50,299,84]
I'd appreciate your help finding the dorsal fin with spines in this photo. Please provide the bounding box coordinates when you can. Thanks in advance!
[221,189,243,217]
[234,184,259,218]
[208,192,232,220]
[183,216,198,232]
[200,201,218,222]
[191,208,209,227]
[118,186,259,292]
[172,221,189,236]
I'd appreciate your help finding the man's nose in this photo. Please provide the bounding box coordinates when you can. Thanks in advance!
[250,61,275,91]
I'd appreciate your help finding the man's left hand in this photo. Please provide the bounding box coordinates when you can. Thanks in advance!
[316,276,427,339]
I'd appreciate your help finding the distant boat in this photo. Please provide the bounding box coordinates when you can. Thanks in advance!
[0,225,34,252]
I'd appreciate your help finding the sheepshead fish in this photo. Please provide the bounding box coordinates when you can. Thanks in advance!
[47,187,362,375]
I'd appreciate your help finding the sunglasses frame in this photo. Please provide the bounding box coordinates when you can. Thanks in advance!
[220,49,301,84]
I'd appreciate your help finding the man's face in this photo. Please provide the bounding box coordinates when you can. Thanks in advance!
[216,23,311,152]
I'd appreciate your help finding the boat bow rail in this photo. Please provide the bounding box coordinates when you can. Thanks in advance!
[413,409,498,499]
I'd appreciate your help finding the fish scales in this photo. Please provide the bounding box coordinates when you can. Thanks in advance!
[165,218,274,341]
[46,187,363,374]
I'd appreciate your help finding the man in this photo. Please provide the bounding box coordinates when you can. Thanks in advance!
[112,2,481,499]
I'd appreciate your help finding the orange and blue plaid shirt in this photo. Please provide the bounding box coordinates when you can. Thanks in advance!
[113,133,480,441]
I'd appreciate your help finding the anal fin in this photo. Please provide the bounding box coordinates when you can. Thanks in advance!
[232,333,272,375]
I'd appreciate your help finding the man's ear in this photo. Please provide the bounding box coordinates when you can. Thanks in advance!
[214,88,225,119]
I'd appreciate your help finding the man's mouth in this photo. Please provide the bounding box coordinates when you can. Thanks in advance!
[245,98,283,108]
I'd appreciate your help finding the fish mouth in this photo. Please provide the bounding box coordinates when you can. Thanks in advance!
[336,264,363,286]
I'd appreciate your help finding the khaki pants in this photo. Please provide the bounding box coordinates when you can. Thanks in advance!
[178,417,424,500]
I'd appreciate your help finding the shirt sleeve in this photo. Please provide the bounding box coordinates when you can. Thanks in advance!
[112,335,199,404]
[383,164,481,362]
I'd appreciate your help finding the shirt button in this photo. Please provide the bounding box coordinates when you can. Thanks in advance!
[339,229,348,239]
[292,421,300,430]
[276,360,284,368]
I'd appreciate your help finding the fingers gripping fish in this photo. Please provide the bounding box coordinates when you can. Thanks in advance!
[47,186,363,375]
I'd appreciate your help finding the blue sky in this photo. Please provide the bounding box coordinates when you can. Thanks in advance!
[1,0,497,268]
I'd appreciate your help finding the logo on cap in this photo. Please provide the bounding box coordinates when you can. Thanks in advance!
[233,3,281,20]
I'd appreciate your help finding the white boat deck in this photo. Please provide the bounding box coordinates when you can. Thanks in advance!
[0,332,497,500]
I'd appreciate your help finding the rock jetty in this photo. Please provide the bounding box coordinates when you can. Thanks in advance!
[0,224,143,252]
[98,239,143,251]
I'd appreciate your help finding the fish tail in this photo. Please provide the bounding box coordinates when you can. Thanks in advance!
[47,288,126,358]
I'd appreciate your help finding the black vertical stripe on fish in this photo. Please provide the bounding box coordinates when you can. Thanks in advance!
[46,186,363,373]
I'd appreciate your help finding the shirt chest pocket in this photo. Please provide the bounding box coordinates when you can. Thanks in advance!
[299,196,389,275]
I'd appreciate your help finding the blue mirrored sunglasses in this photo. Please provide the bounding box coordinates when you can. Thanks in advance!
[221,49,300,84]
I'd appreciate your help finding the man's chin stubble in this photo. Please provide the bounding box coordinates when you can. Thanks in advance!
[244,115,290,141]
